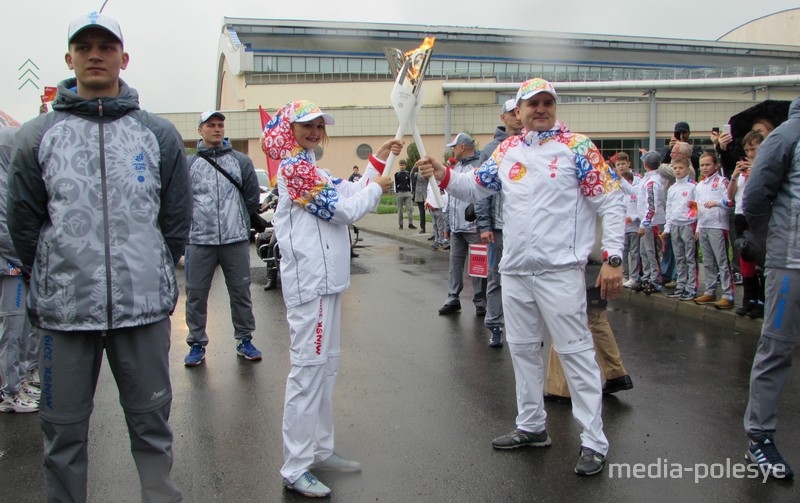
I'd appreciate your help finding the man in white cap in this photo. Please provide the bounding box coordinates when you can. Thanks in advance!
[437,132,487,317]
[183,110,262,366]
[418,78,624,476]
[8,11,188,501]
[475,99,523,347]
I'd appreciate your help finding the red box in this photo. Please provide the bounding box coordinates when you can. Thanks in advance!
[468,243,489,278]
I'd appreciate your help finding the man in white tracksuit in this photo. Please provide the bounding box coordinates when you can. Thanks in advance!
[418,78,625,476]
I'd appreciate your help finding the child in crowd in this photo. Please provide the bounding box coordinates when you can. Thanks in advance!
[613,153,642,289]
[634,151,666,294]
[728,131,766,318]
[694,150,735,309]
[660,157,698,301]
[427,183,448,250]
[264,99,400,498]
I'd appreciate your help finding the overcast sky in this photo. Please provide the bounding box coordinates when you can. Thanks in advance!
[2,1,799,123]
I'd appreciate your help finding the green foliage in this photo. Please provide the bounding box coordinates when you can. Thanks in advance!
[406,143,420,169]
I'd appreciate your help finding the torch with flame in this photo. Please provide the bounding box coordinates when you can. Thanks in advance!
[383,37,443,207]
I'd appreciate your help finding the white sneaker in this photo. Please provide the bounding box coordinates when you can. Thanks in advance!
[0,392,39,413]
[310,452,362,472]
[623,279,638,289]
[20,381,41,398]
[283,472,331,498]
[27,368,41,387]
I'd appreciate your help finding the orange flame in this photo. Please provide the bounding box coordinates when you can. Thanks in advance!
[404,37,436,83]
[404,37,436,57]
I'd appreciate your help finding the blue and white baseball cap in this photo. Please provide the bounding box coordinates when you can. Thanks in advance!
[68,12,123,46]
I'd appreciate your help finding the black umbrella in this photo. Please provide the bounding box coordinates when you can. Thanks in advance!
[728,100,791,155]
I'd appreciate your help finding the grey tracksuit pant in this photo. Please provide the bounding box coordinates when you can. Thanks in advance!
[622,231,640,282]
[698,228,733,300]
[484,230,504,329]
[38,319,181,502]
[396,191,413,227]
[671,223,697,295]
[185,240,256,345]
[639,226,661,286]
[0,275,36,395]
[445,231,487,309]
[745,268,800,438]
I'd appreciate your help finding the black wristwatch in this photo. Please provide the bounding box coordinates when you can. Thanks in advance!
[605,255,622,267]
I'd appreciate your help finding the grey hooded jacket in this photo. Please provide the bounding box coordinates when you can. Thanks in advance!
[743,96,800,270]
[7,78,192,331]
[186,140,260,245]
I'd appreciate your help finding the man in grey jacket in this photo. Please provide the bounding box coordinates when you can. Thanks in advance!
[438,133,487,316]
[475,99,522,346]
[741,96,800,481]
[8,12,188,501]
[183,111,261,366]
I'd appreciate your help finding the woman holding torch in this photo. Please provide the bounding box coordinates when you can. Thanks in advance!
[263,100,400,498]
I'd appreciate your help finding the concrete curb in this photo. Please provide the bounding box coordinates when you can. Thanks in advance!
[358,213,763,337]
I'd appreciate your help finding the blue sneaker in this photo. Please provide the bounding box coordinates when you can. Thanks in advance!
[184,344,206,367]
[488,327,503,348]
[236,337,262,361]
[747,434,794,480]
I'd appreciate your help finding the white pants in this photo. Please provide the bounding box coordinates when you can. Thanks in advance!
[281,294,342,483]
[503,270,608,455]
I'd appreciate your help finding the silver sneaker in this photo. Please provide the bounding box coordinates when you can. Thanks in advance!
[27,368,41,387]
[283,471,331,498]
[310,452,362,472]
[492,428,551,449]
[0,391,39,413]
[21,381,41,398]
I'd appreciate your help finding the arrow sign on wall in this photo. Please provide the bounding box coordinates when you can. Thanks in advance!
[18,58,41,90]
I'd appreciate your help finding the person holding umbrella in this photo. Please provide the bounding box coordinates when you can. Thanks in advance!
[713,100,791,287]
[741,96,800,481]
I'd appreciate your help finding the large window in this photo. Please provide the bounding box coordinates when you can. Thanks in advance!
[250,53,800,86]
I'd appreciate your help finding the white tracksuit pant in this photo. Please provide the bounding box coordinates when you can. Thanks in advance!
[281,294,342,483]
[502,269,609,455]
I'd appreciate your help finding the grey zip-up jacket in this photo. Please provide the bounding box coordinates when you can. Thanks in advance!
[186,141,259,245]
[7,78,192,331]
[475,126,511,232]
[743,96,800,270]
[447,153,481,234]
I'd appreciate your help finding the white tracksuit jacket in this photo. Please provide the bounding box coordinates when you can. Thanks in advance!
[440,121,625,274]
[664,176,697,233]
[695,171,731,231]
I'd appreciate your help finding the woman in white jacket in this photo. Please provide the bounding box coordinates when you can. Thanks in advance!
[263,100,399,498]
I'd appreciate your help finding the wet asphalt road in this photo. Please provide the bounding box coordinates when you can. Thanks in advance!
[1,233,800,502]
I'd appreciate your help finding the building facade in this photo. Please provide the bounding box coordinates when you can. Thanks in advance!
[164,13,800,179]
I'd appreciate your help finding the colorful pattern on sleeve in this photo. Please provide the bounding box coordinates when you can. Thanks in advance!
[475,136,519,191]
[560,131,619,197]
